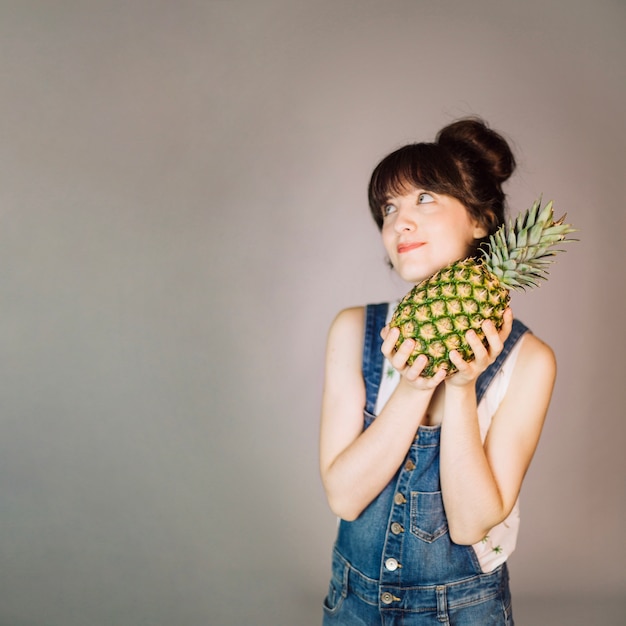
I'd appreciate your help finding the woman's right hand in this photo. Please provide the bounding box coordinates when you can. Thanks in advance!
[380,325,448,390]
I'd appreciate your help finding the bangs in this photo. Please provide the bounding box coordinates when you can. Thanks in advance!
[368,143,462,229]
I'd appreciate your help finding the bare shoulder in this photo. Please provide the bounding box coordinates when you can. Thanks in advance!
[325,306,366,364]
[516,331,557,382]
[323,306,368,400]
[504,330,557,411]
[328,306,366,338]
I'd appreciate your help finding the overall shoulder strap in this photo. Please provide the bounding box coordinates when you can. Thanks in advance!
[475,319,529,404]
[362,303,389,415]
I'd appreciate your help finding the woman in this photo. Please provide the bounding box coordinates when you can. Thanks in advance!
[320,118,556,624]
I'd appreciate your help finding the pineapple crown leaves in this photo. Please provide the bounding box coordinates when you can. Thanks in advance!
[481,197,577,290]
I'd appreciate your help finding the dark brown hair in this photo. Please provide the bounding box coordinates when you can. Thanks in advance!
[368,117,516,253]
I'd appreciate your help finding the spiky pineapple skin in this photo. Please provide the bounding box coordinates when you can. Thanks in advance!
[389,258,510,378]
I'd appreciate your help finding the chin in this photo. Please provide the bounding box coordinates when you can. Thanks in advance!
[395,265,432,284]
[399,272,429,285]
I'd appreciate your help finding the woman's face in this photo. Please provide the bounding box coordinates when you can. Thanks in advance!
[380,189,487,284]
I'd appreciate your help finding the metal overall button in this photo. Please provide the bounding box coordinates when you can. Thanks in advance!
[385,557,400,571]
[381,591,401,605]
[394,492,406,505]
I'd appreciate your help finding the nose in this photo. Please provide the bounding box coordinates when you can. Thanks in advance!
[394,203,417,233]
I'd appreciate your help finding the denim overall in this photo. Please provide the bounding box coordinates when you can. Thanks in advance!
[323,303,529,625]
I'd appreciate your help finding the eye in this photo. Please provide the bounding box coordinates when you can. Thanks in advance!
[417,192,435,204]
[382,203,396,217]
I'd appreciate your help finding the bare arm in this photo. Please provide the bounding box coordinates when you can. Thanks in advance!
[440,328,556,544]
[319,307,444,521]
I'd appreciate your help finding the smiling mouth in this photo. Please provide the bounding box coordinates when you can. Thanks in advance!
[397,242,425,253]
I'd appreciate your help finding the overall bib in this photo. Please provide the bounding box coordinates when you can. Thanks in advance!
[323,303,528,625]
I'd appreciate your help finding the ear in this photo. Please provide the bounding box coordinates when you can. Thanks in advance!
[472,221,489,239]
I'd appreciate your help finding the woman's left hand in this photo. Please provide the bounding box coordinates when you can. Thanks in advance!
[445,308,513,387]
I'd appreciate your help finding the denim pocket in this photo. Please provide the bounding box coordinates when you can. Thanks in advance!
[322,553,348,615]
[410,491,448,542]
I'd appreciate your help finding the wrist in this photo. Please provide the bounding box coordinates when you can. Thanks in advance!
[443,380,476,402]
[396,376,439,400]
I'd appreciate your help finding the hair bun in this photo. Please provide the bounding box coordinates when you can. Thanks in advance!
[436,117,515,185]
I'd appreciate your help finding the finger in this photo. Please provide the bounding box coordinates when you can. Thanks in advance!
[465,329,489,360]
[430,363,449,385]
[482,320,508,361]
[483,319,502,346]
[500,308,513,340]
[403,354,428,381]
[448,348,471,372]
[458,330,491,372]
[380,326,400,358]
[391,337,416,370]
[405,356,447,389]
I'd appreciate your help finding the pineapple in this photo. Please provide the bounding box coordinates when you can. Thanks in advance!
[389,198,576,378]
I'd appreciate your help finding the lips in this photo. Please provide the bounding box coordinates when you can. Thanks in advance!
[397,241,425,254]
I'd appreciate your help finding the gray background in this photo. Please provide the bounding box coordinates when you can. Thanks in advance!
[0,1,624,625]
